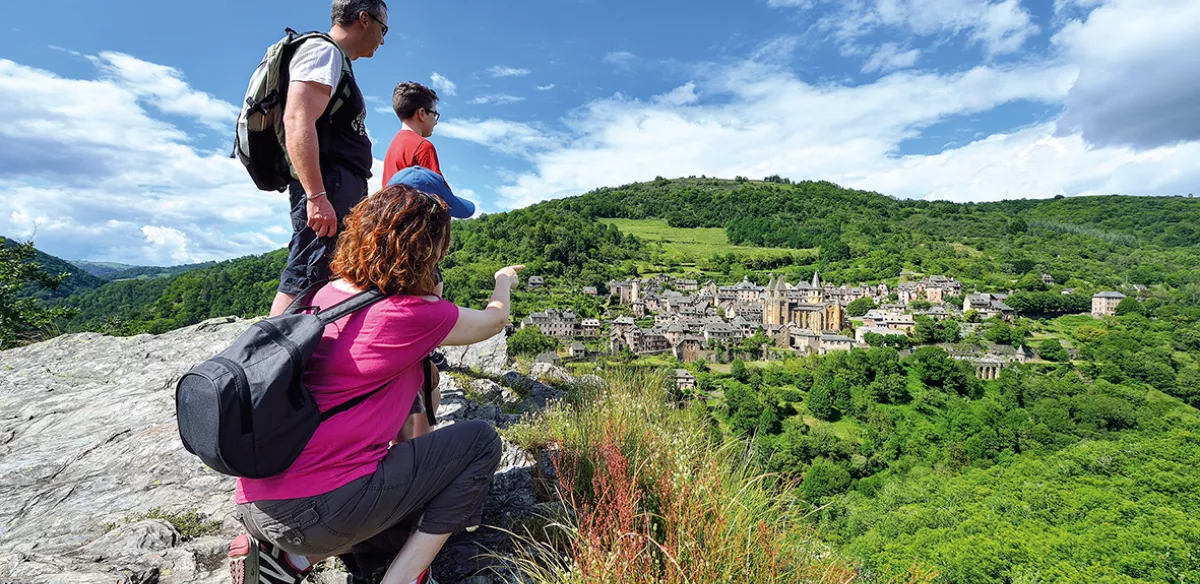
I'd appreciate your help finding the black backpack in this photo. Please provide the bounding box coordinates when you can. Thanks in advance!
[232,28,353,192]
[175,284,386,478]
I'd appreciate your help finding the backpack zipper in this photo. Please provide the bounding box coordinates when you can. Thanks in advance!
[211,356,254,434]
[256,319,306,409]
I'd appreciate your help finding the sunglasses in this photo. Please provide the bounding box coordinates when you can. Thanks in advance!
[365,11,388,36]
[424,108,440,122]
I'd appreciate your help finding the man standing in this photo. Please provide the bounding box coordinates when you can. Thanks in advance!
[270,0,389,316]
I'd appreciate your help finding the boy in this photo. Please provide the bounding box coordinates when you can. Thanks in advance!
[382,81,442,187]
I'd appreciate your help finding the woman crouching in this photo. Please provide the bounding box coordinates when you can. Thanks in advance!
[229,182,522,584]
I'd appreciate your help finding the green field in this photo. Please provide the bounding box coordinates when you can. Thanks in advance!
[600,218,805,262]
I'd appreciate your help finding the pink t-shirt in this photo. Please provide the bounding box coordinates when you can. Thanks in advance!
[235,284,459,504]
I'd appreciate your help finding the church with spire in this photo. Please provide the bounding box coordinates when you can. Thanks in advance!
[763,272,846,333]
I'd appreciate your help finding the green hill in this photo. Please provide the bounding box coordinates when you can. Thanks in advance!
[40,176,1200,336]
[14,176,1200,581]
[70,260,143,278]
[70,260,218,282]
[2,236,103,299]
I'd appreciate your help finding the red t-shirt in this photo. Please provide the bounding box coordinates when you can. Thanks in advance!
[382,129,442,187]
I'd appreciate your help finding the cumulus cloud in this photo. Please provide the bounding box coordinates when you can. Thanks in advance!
[0,57,285,264]
[1054,0,1200,149]
[91,52,238,131]
[488,66,532,77]
[441,56,1200,209]
[536,84,556,91]
[437,119,563,158]
[430,72,457,96]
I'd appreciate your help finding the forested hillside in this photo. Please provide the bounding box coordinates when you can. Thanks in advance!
[7,176,1200,581]
[2,236,102,299]
[23,176,1200,335]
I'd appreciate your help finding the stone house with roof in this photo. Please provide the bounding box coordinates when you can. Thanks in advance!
[1092,291,1125,317]
[521,308,579,339]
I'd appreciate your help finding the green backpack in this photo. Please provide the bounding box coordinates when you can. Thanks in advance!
[232,28,353,192]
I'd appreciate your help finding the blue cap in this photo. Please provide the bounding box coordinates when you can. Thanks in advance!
[386,166,476,219]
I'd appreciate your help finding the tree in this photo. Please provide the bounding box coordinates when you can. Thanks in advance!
[1115,297,1143,316]
[1,241,77,348]
[907,347,978,398]
[847,297,876,317]
[1038,339,1069,362]
[909,299,933,310]
[802,459,852,499]
[984,319,1015,345]
[507,326,559,356]
[807,380,839,421]
[730,359,750,383]
[820,240,851,262]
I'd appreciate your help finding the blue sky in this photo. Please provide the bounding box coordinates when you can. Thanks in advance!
[1,0,1198,265]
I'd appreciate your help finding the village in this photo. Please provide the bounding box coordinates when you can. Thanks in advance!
[516,272,1129,386]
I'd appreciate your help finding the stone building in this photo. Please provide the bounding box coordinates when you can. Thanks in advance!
[520,308,578,339]
[964,293,1015,322]
[674,368,697,391]
[721,276,766,304]
[819,334,855,355]
[762,273,845,333]
[1092,291,1125,317]
[580,318,601,337]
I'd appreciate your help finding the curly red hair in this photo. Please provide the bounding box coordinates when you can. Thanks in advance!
[330,184,451,295]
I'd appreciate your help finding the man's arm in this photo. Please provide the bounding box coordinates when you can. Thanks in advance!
[284,80,338,238]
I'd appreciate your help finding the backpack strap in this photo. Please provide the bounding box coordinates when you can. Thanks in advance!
[423,357,438,426]
[282,278,332,315]
[281,29,354,179]
[319,383,387,422]
[314,288,388,324]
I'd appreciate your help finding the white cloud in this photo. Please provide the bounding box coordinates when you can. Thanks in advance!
[862,43,921,73]
[488,66,532,78]
[140,225,192,264]
[91,52,238,131]
[536,84,556,91]
[603,51,638,67]
[430,72,457,96]
[438,118,563,158]
[1053,0,1200,148]
[468,94,526,105]
[0,57,287,264]
[809,0,1039,58]
[445,54,1200,210]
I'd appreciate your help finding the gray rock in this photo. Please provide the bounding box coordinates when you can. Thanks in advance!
[528,363,570,383]
[439,332,510,376]
[469,379,517,405]
[80,520,178,562]
[0,318,551,584]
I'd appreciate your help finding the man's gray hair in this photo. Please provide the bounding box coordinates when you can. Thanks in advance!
[331,0,388,26]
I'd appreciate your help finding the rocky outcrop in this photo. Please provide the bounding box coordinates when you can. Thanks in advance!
[0,317,562,584]
[439,332,508,376]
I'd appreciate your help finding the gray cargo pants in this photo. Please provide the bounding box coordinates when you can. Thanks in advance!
[235,420,502,559]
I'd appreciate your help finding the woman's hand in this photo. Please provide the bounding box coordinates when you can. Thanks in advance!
[494,265,526,290]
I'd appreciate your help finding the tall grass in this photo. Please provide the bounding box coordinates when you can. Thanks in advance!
[502,367,937,584]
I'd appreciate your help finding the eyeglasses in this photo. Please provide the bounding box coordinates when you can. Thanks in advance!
[365,11,388,36]
[424,108,440,122]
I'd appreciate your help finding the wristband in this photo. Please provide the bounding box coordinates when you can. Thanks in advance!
[306,191,328,202]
